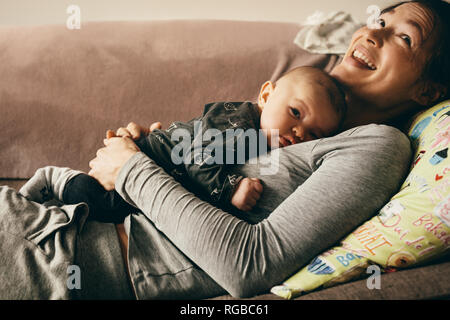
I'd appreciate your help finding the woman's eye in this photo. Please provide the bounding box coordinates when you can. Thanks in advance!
[376,18,385,28]
[290,107,301,119]
[400,34,412,47]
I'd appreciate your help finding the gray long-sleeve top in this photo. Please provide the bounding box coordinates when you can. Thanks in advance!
[116,124,412,299]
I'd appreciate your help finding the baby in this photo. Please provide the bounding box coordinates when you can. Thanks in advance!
[20,66,346,221]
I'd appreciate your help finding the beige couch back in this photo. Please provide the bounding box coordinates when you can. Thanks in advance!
[0,20,339,178]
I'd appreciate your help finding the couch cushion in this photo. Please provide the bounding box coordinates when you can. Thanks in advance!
[0,20,340,178]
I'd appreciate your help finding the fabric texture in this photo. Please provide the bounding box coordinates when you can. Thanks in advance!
[63,173,137,223]
[19,166,84,203]
[116,124,412,298]
[74,220,135,299]
[0,185,134,299]
[0,186,87,299]
[294,11,363,55]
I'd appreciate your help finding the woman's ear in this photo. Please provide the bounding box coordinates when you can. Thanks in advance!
[258,81,275,109]
[413,81,447,106]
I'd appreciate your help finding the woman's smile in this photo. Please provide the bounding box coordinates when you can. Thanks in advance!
[350,46,377,70]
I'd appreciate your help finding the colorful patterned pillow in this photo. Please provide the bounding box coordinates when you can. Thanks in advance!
[271,100,450,299]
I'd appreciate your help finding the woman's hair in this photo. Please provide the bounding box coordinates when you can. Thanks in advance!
[381,0,450,102]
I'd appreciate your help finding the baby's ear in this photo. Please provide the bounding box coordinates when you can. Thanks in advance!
[412,81,447,106]
[258,81,275,109]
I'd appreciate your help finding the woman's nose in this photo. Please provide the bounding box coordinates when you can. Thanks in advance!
[364,27,386,48]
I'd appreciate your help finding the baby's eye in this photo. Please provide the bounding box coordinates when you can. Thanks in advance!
[290,107,301,119]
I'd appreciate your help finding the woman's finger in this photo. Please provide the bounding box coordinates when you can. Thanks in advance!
[126,122,142,140]
[103,137,121,145]
[88,159,96,169]
[106,130,116,139]
[116,127,132,138]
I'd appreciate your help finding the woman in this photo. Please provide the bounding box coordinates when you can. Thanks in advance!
[332,0,448,130]
[88,0,449,298]
[1,0,449,299]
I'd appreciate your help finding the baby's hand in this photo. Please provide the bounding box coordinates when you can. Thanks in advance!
[231,178,263,212]
[106,122,163,140]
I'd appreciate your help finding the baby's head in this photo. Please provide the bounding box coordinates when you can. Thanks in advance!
[257,66,347,148]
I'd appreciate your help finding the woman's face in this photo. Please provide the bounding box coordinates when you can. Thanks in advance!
[331,2,437,109]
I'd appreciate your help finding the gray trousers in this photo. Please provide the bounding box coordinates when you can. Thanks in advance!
[0,186,133,299]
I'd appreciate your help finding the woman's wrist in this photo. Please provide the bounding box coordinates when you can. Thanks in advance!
[115,151,147,191]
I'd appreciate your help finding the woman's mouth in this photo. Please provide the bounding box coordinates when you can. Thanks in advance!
[345,48,377,71]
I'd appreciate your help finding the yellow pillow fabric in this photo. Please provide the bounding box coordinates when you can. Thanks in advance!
[271,100,450,299]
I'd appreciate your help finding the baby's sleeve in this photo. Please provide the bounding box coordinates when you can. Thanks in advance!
[182,102,260,206]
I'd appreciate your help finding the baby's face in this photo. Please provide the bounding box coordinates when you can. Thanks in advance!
[259,72,341,148]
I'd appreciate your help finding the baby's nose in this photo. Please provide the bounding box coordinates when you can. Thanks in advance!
[292,127,304,142]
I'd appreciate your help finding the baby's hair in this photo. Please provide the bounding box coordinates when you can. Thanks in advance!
[279,66,348,131]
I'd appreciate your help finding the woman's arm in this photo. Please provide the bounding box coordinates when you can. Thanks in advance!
[108,124,412,298]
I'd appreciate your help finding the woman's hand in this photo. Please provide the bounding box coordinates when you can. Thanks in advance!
[108,122,162,140]
[88,137,140,191]
[91,121,163,190]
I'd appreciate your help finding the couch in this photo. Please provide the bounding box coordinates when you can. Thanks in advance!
[0,20,448,300]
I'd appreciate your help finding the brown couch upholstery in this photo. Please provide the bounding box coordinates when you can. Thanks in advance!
[0,20,448,300]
